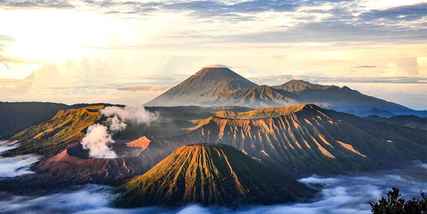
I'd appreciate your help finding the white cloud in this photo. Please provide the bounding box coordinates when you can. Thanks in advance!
[102,106,159,126]
[81,124,117,159]
[360,0,427,10]
[80,106,159,158]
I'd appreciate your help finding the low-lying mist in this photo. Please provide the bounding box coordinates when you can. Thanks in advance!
[0,143,426,214]
[0,141,40,177]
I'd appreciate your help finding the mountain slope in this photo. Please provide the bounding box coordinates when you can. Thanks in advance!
[115,144,314,207]
[178,104,427,176]
[233,85,294,106]
[0,102,68,139]
[368,115,427,131]
[146,66,290,107]
[274,80,421,117]
[2,104,106,157]
[0,140,174,194]
[146,67,424,116]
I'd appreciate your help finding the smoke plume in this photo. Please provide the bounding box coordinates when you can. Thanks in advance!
[81,106,158,159]
[81,124,117,159]
[101,106,159,129]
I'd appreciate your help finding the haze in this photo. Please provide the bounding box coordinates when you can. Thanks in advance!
[0,0,427,109]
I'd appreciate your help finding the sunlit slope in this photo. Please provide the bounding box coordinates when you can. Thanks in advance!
[2,105,105,157]
[146,66,292,107]
[181,104,427,176]
[116,144,314,207]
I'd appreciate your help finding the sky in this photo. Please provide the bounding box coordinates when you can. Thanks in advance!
[0,0,426,109]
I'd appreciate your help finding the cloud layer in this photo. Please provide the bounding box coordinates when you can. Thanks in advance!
[1,162,427,213]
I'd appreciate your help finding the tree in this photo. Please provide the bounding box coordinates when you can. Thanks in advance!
[370,188,427,214]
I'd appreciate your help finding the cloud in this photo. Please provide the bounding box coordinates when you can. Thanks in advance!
[101,106,159,127]
[2,0,427,45]
[0,0,73,8]
[81,124,117,159]
[80,106,159,158]
[361,3,427,21]
[0,141,40,177]
[116,85,169,92]
[354,65,377,68]
[251,75,427,86]
[1,163,427,213]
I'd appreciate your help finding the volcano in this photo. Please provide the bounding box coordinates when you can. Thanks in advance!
[146,65,291,107]
[0,139,174,194]
[145,66,425,116]
[2,104,106,157]
[274,80,420,117]
[115,144,314,207]
[178,104,427,176]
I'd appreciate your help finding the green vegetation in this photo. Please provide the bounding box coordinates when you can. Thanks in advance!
[370,188,427,214]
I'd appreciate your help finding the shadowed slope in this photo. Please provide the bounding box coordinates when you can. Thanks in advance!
[116,144,314,207]
[180,104,427,176]
[274,80,419,117]
[0,102,68,139]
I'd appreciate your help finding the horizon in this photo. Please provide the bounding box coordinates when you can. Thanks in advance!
[1,1,427,211]
[1,64,427,110]
[0,0,426,109]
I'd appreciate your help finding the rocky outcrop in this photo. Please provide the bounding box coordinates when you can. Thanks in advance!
[126,136,151,150]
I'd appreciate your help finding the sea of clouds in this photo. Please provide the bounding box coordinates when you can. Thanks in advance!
[0,141,40,177]
[0,156,426,214]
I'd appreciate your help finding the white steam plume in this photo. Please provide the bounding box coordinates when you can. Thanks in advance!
[81,124,117,159]
[81,106,158,159]
[101,106,159,128]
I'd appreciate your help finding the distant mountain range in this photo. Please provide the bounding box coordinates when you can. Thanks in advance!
[146,66,426,117]
[0,102,68,139]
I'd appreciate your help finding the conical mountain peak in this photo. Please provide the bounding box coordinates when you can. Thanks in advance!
[146,66,288,107]
[115,143,314,207]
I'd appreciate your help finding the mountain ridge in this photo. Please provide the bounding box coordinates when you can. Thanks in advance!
[115,143,315,207]
[146,66,290,107]
[175,104,427,176]
[146,66,426,117]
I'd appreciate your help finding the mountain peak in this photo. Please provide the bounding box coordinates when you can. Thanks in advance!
[115,143,314,207]
[192,65,245,80]
[146,66,258,106]
[276,79,332,92]
[202,64,230,69]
